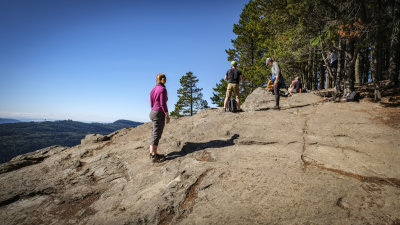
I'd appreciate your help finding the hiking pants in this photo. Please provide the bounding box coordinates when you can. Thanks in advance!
[274,83,280,106]
[150,110,165,146]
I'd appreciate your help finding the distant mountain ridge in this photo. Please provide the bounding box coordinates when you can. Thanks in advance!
[0,119,143,164]
[0,118,21,124]
[113,119,142,126]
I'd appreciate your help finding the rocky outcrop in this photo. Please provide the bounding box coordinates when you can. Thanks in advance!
[81,134,110,145]
[241,87,276,111]
[0,145,68,174]
[241,87,324,111]
[1,89,399,225]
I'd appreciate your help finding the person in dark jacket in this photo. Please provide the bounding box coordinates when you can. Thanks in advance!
[289,77,302,96]
[149,73,170,163]
[224,61,244,111]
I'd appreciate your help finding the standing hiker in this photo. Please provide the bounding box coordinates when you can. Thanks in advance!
[266,57,286,110]
[149,73,170,163]
[328,49,340,97]
[224,61,244,112]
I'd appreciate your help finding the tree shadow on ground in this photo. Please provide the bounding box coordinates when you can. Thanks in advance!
[281,104,312,110]
[256,107,271,111]
[255,104,312,111]
[166,134,240,160]
[380,102,400,107]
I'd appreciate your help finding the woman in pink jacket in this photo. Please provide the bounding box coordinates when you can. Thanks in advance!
[149,73,170,162]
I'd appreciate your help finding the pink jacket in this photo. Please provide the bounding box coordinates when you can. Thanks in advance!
[150,84,168,114]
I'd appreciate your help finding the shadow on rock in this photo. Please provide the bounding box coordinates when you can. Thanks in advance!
[256,107,271,111]
[281,103,312,110]
[255,104,313,111]
[166,134,240,160]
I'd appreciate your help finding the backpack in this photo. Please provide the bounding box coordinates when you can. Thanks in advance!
[228,98,237,113]
[228,69,240,83]
[271,73,286,89]
[346,91,360,102]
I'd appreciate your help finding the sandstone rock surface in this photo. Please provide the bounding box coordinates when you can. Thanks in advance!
[1,88,399,224]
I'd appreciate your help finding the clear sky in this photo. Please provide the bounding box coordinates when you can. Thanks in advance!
[0,0,248,123]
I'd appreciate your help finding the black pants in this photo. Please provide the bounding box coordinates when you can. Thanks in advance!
[274,83,280,107]
[331,61,339,91]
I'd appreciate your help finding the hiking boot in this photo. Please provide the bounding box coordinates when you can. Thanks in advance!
[151,153,166,163]
[273,106,280,110]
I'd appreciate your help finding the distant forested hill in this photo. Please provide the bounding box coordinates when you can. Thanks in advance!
[0,119,143,163]
[0,118,21,124]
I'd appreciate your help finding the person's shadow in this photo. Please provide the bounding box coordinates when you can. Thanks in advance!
[166,134,240,160]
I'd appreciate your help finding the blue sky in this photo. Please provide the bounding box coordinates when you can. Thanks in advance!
[0,0,248,122]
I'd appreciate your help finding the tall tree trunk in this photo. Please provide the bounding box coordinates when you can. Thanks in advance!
[312,48,318,89]
[398,47,400,82]
[321,64,332,88]
[251,40,254,65]
[301,64,306,90]
[319,60,325,90]
[343,38,355,97]
[359,49,365,84]
[371,0,382,101]
[383,43,390,80]
[190,87,193,116]
[307,51,312,90]
[361,48,370,84]
[371,44,382,101]
[320,43,334,88]
[355,50,360,86]
[377,0,384,82]
[335,37,345,98]
[389,1,400,86]
[377,41,383,81]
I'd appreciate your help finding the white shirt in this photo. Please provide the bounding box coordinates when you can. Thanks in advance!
[271,61,280,75]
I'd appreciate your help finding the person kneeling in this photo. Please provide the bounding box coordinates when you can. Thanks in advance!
[289,77,302,96]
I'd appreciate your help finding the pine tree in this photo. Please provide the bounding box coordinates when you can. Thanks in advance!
[170,72,208,117]
[225,0,268,100]
[210,79,228,107]
[210,0,269,106]
[218,0,399,101]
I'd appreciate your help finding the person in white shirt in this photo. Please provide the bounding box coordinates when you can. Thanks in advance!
[328,49,338,75]
[266,57,286,110]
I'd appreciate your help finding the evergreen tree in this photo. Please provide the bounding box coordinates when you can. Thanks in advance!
[213,0,399,103]
[212,0,268,105]
[226,0,268,99]
[210,79,228,107]
[170,72,208,117]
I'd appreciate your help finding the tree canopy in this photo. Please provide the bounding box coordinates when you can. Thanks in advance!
[212,0,400,103]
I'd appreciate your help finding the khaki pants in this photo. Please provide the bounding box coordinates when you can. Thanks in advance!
[226,83,239,99]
